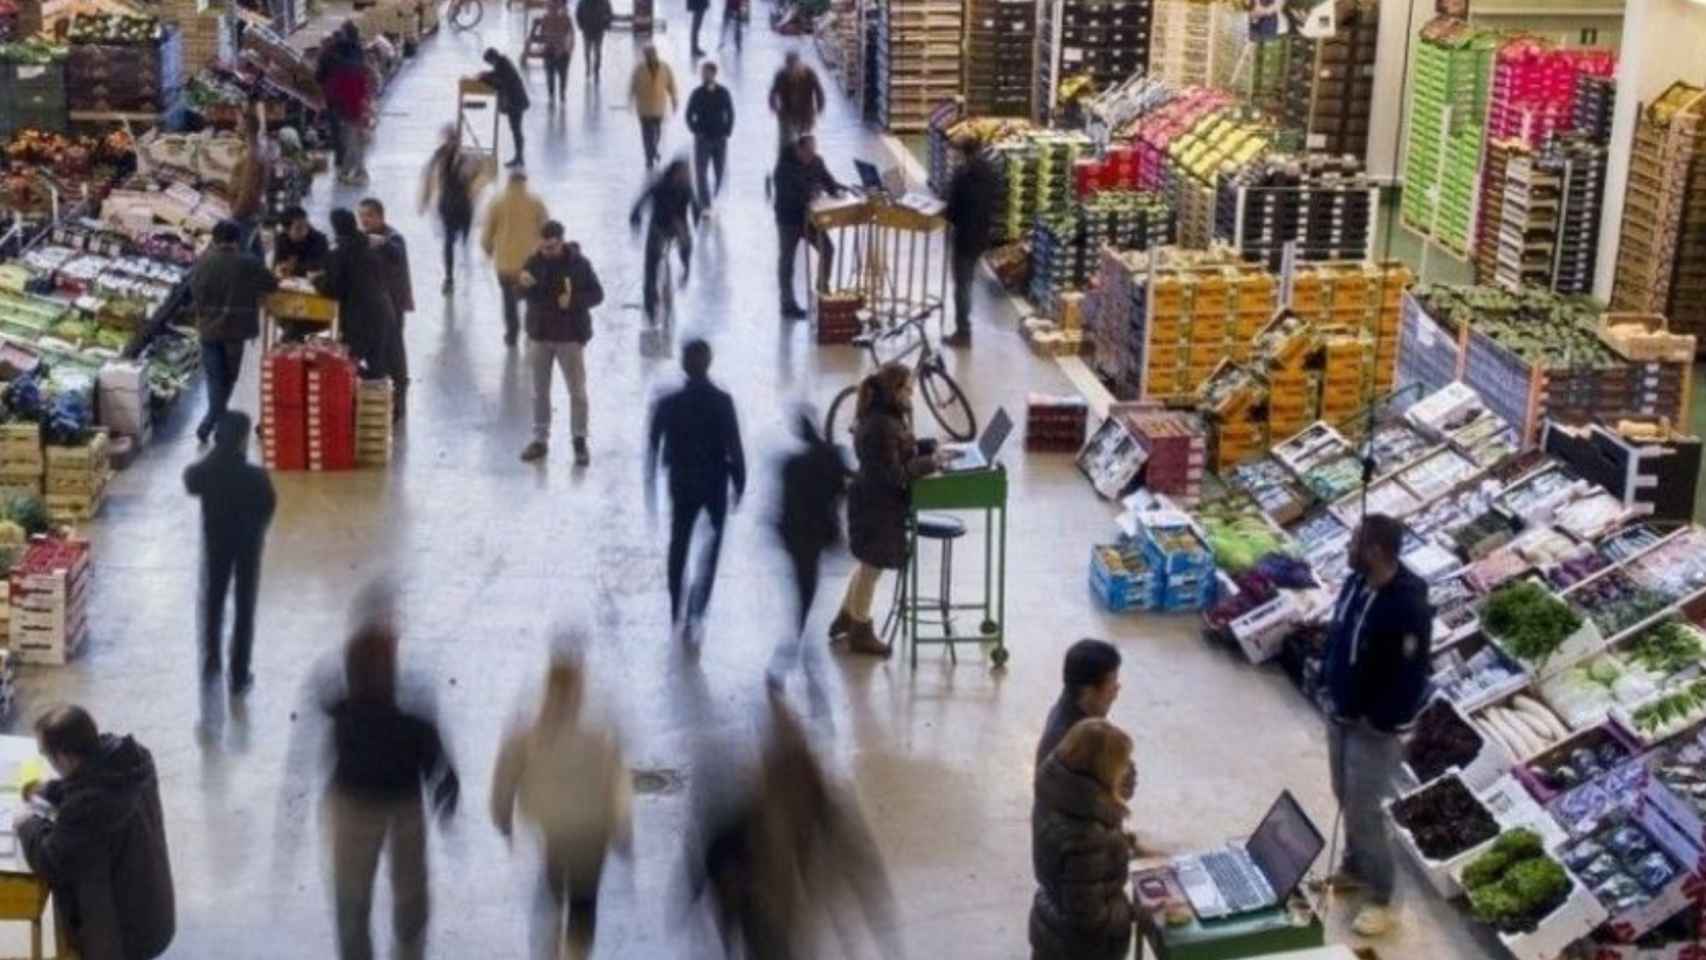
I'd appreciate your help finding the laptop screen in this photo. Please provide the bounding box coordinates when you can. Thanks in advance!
[855,160,885,190]
[979,407,1014,462]
[1245,790,1326,902]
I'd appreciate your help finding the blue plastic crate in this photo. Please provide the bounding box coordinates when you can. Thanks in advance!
[1090,545,1154,613]
[1140,522,1214,577]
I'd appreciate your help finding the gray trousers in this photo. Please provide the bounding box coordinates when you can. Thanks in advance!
[328,789,428,960]
[530,339,588,442]
[1327,718,1401,905]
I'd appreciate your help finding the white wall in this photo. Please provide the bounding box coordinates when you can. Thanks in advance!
[1593,0,1706,299]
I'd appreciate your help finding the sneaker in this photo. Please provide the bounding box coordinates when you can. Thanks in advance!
[519,441,548,462]
[1351,906,1395,937]
[573,438,590,466]
[943,330,972,348]
[781,304,808,319]
[506,157,525,168]
[229,673,254,697]
[1316,870,1366,893]
[828,609,854,641]
[196,421,214,445]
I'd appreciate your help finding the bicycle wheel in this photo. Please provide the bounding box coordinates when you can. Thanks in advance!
[920,361,976,441]
[450,0,483,30]
[824,385,857,442]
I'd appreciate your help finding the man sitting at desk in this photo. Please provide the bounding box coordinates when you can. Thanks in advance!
[14,705,175,960]
[772,134,845,320]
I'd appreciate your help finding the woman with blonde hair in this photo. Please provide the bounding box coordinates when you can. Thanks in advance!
[830,362,955,656]
[1030,718,1135,960]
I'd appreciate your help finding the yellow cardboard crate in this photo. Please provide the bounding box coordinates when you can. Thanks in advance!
[1192,290,1230,313]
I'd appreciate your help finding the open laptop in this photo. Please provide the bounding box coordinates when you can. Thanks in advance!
[1171,790,1326,921]
[941,407,1013,473]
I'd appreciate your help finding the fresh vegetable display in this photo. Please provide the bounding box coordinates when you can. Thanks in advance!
[1624,678,1706,741]
[1475,696,1570,759]
[1568,569,1669,639]
[1544,547,1608,591]
[1406,700,1489,782]
[67,12,163,44]
[1560,815,1678,917]
[1629,529,1706,598]
[1536,654,1655,730]
[1195,503,1289,573]
[1398,447,1478,502]
[1600,525,1665,564]
[1481,581,1585,665]
[1462,829,1574,934]
[1522,726,1634,793]
[1299,454,1363,503]
[1437,644,1525,708]
[1648,741,1706,828]
[1391,775,1500,859]
[1622,620,1706,682]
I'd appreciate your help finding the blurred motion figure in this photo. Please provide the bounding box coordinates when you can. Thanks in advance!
[491,653,633,959]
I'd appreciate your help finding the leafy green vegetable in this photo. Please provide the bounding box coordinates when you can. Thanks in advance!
[1482,581,1584,664]
[1462,829,1571,934]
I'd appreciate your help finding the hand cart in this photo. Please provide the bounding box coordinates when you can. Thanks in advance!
[456,77,502,183]
[806,195,948,338]
[260,289,341,352]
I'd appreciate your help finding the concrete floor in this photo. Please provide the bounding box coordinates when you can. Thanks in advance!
[12,11,1493,959]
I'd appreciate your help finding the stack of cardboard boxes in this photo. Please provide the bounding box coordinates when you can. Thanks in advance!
[0,424,42,499]
[356,380,394,469]
[44,431,110,523]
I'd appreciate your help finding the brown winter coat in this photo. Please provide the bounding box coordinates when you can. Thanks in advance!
[1029,755,1134,960]
[846,402,937,569]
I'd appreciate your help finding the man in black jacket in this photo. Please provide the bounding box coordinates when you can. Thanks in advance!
[647,339,745,643]
[630,160,700,323]
[942,134,998,347]
[17,705,175,960]
[185,410,277,695]
[359,197,414,419]
[772,134,843,319]
[188,218,278,444]
[518,221,604,466]
[685,60,735,214]
[273,206,330,277]
[1035,638,1122,766]
[480,47,530,168]
[1322,513,1432,939]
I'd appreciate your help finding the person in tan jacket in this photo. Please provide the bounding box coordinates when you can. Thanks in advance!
[627,44,677,169]
[481,171,550,346]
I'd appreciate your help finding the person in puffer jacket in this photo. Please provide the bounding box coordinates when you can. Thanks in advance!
[1030,718,1135,960]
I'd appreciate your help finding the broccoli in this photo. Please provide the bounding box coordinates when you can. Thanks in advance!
[1461,848,1513,891]
[1491,828,1543,861]
[1504,857,1569,908]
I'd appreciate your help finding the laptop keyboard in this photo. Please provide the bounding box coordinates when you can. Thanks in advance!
[1202,851,1266,912]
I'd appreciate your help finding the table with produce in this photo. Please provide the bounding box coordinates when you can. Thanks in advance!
[1165,376,1706,957]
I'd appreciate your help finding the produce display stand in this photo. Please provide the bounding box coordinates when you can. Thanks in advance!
[896,466,1007,669]
[805,193,947,335]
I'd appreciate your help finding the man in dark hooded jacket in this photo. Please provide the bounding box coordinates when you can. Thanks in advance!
[479,48,530,168]
[316,207,399,378]
[941,134,998,346]
[16,705,174,960]
[188,218,277,445]
[184,410,276,694]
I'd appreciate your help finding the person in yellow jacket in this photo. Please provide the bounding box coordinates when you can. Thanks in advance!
[627,43,678,170]
[481,170,551,346]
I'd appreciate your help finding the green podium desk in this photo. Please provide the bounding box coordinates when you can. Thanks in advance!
[1136,902,1326,960]
[902,466,1009,669]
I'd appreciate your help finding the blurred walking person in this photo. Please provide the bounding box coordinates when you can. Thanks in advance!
[646,339,745,642]
[358,197,413,419]
[687,0,709,56]
[322,621,460,960]
[321,24,374,184]
[768,51,824,148]
[482,171,550,346]
[517,221,604,466]
[688,694,899,958]
[187,218,277,444]
[16,706,175,960]
[772,134,843,318]
[628,159,699,324]
[767,408,846,687]
[491,654,633,959]
[576,0,612,81]
[540,0,575,106]
[685,60,734,215]
[185,410,276,696]
[480,47,531,168]
[420,124,487,294]
[628,44,678,169]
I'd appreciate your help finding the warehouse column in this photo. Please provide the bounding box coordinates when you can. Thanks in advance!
[1593,0,1706,300]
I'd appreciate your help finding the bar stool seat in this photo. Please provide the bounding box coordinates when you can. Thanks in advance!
[882,513,968,662]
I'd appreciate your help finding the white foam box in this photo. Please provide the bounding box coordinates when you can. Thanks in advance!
[1230,592,1299,664]
[1388,772,1504,898]
[1475,866,1609,960]
[9,618,86,666]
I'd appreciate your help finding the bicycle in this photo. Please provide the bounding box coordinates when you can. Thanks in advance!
[447,0,484,30]
[823,305,976,443]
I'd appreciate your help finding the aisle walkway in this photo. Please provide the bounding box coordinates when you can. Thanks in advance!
[25,10,1483,958]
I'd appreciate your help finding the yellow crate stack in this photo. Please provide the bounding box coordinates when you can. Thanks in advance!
[0,424,43,499]
[44,431,111,524]
[355,380,394,469]
[1320,334,1371,424]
